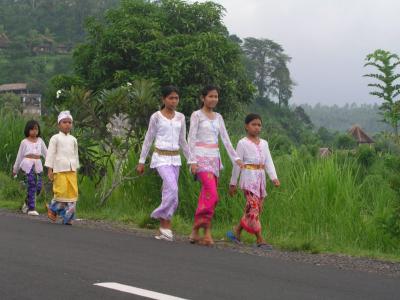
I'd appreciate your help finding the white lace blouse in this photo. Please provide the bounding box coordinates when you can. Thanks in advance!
[13,138,47,174]
[139,111,191,168]
[230,137,278,198]
[188,110,239,177]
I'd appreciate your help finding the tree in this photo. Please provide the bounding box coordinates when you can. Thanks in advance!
[72,0,253,116]
[334,134,357,150]
[0,93,22,115]
[364,49,400,139]
[51,79,159,205]
[242,37,294,106]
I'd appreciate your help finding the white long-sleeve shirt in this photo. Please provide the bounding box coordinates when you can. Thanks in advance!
[139,111,192,168]
[230,137,278,198]
[13,138,47,174]
[188,110,239,177]
[44,132,79,173]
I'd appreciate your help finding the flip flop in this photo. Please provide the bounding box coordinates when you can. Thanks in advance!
[189,234,200,244]
[226,231,242,244]
[256,243,273,251]
[45,203,57,222]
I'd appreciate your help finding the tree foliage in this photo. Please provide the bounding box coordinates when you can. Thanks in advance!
[364,49,400,139]
[0,0,119,90]
[0,0,119,43]
[72,0,253,116]
[242,37,294,106]
[51,79,159,205]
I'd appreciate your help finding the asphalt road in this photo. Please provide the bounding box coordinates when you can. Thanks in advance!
[1,213,399,300]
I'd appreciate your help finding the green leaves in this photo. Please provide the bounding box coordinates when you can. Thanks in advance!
[364,49,400,139]
[242,37,294,106]
[71,0,252,117]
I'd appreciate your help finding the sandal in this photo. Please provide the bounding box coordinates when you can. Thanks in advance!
[189,234,200,244]
[46,203,57,222]
[256,243,273,251]
[226,231,242,245]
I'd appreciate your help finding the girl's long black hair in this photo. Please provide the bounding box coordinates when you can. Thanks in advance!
[160,85,179,109]
[24,120,41,137]
[200,85,219,108]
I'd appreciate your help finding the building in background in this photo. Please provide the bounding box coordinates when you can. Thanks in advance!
[0,83,41,116]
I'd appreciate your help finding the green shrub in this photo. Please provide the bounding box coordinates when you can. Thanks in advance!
[0,172,25,201]
[357,145,376,168]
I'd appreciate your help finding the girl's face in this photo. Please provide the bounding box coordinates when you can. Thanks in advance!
[202,89,219,109]
[59,118,72,134]
[29,125,39,138]
[162,92,179,110]
[245,118,262,137]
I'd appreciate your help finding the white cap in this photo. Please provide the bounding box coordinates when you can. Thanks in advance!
[58,110,73,124]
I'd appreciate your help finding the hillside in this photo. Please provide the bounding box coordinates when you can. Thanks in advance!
[301,103,390,135]
[0,0,119,90]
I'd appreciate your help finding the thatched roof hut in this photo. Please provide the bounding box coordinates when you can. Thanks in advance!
[348,125,374,144]
[0,83,28,94]
[319,147,332,157]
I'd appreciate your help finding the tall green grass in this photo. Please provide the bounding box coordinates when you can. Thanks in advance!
[0,110,27,173]
[0,110,399,260]
[71,147,400,260]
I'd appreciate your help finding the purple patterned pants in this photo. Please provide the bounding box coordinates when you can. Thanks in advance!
[151,165,180,220]
[24,167,42,210]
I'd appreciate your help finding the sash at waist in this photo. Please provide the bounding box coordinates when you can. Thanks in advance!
[25,155,41,159]
[195,142,218,149]
[244,164,265,170]
[154,148,180,156]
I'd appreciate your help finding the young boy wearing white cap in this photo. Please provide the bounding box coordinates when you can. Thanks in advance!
[45,111,79,225]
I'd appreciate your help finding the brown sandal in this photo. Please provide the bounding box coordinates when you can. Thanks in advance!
[46,204,57,222]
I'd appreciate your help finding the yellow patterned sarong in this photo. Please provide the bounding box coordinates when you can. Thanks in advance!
[53,171,78,202]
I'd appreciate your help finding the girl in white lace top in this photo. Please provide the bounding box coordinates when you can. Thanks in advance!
[188,85,243,245]
[13,120,47,216]
[228,114,280,249]
[136,86,192,241]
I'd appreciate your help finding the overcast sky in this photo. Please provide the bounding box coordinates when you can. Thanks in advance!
[206,0,400,106]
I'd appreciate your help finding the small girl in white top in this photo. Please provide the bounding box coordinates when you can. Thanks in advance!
[13,120,47,216]
[228,113,280,249]
[137,86,192,241]
[188,85,243,246]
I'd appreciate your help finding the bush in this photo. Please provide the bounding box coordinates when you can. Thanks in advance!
[0,172,25,201]
[356,145,376,168]
[334,133,357,149]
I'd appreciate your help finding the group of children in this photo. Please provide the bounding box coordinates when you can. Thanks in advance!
[137,85,280,248]
[13,84,280,248]
[13,111,79,225]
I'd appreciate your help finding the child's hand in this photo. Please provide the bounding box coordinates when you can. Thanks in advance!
[190,163,198,175]
[272,179,280,187]
[48,169,54,182]
[236,159,244,168]
[229,185,237,197]
[136,163,145,175]
[12,172,16,178]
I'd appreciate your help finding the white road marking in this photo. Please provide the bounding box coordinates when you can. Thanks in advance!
[94,282,189,300]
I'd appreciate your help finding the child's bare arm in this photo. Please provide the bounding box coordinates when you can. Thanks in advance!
[272,179,280,187]
[229,185,237,197]
[48,168,54,181]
